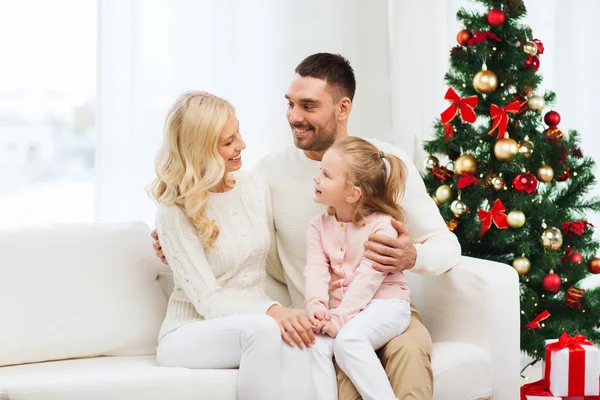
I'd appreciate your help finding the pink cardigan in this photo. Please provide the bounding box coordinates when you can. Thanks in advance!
[304,212,411,330]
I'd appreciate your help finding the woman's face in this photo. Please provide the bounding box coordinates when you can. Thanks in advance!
[217,110,246,172]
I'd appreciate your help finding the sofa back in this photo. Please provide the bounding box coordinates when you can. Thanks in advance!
[0,222,167,367]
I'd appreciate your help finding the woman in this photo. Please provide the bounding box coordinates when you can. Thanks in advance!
[148,91,312,400]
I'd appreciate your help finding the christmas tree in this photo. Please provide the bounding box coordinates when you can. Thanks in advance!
[422,0,600,361]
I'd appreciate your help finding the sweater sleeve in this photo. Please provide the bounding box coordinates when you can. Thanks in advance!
[156,204,278,320]
[303,216,331,314]
[329,218,396,330]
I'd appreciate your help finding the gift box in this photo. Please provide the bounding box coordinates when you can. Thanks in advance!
[543,333,600,397]
[521,379,600,400]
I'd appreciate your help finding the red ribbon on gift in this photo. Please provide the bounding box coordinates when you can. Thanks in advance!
[524,309,550,330]
[488,101,521,139]
[440,88,478,125]
[520,379,555,400]
[478,199,509,236]
[545,332,593,397]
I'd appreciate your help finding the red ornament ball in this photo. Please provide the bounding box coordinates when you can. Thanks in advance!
[568,251,584,264]
[557,169,570,181]
[544,110,561,127]
[588,257,600,274]
[532,39,544,54]
[512,172,538,194]
[524,55,540,72]
[457,29,473,46]
[542,273,561,293]
[487,8,506,26]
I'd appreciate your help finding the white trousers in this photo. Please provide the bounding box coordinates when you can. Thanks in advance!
[310,298,411,400]
[157,314,313,400]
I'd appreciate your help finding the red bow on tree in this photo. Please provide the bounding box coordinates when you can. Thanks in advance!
[467,30,503,46]
[488,101,521,139]
[524,309,550,330]
[440,88,478,125]
[457,174,480,189]
[562,221,594,237]
[478,199,509,236]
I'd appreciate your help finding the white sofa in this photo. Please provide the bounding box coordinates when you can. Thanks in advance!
[0,222,520,399]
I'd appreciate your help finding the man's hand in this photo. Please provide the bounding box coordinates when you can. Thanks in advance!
[151,229,168,265]
[364,218,417,273]
[267,305,315,349]
[315,320,338,338]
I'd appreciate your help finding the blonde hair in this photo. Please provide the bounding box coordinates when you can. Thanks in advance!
[147,91,234,248]
[330,136,407,225]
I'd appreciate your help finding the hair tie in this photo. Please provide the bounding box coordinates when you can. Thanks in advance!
[380,150,385,159]
[381,152,391,180]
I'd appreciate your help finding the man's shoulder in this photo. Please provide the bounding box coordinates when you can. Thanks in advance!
[253,145,300,175]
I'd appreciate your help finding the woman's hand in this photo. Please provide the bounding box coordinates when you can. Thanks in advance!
[151,229,168,265]
[267,305,315,349]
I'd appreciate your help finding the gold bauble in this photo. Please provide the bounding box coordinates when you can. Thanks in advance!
[432,195,442,206]
[527,95,545,112]
[512,256,531,275]
[473,65,498,94]
[494,137,519,161]
[450,199,468,217]
[537,165,554,183]
[486,174,504,190]
[523,41,538,56]
[519,140,534,158]
[455,154,478,175]
[423,155,439,170]
[435,185,453,204]
[540,227,563,250]
[507,210,526,228]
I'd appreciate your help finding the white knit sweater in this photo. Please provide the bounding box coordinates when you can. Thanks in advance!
[156,171,279,340]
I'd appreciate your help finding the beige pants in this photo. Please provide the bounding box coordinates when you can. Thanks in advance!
[336,311,433,400]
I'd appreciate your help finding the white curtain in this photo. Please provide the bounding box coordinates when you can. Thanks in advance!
[97,0,600,238]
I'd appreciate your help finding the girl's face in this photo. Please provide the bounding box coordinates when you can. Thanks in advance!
[217,111,246,172]
[313,148,359,208]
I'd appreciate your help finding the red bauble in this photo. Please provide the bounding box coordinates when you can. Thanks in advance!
[542,273,561,293]
[565,251,584,264]
[532,39,544,54]
[457,29,473,46]
[487,8,506,26]
[587,257,600,274]
[512,172,538,194]
[557,168,570,181]
[544,110,561,127]
[524,55,540,72]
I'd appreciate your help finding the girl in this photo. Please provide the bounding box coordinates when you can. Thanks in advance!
[149,91,313,400]
[304,136,411,400]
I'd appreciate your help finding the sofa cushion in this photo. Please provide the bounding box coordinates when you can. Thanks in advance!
[0,223,167,366]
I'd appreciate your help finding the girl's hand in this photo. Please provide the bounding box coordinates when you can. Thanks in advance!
[318,320,338,338]
[308,310,330,327]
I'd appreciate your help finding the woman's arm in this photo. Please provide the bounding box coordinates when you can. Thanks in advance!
[303,217,332,314]
[156,204,278,320]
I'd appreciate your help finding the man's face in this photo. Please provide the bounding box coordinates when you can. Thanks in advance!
[285,75,339,153]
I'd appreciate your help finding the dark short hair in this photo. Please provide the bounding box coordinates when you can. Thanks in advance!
[295,53,356,101]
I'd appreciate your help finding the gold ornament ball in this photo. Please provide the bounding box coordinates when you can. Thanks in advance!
[455,154,478,175]
[540,227,563,250]
[512,256,531,275]
[494,137,519,161]
[486,173,504,190]
[435,185,453,204]
[523,41,538,56]
[528,95,546,112]
[432,195,442,206]
[450,200,468,217]
[537,165,554,183]
[473,66,498,94]
[507,210,526,228]
[423,155,439,170]
[519,140,534,158]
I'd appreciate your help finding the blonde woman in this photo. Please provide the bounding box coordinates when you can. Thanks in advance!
[148,91,313,400]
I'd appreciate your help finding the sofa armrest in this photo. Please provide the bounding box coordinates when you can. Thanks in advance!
[406,255,520,400]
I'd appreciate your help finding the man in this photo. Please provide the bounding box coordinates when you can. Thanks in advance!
[154,53,460,399]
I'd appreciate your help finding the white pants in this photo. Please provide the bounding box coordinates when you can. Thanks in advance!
[310,298,411,400]
[157,314,313,400]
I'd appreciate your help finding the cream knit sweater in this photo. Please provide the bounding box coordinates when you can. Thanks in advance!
[156,171,279,341]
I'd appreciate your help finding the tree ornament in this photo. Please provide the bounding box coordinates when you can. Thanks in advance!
[544,110,561,127]
[545,127,564,142]
[524,309,550,330]
[565,287,585,309]
[447,219,459,232]
[488,102,521,139]
[562,221,593,237]
[523,41,538,55]
[494,136,519,161]
[423,155,439,170]
[587,257,600,274]
[518,139,534,158]
[561,248,583,264]
[487,8,506,26]
[435,185,453,204]
[556,168,570,182]
[540,227,563,250]
[486,173,504,190]
[440,88,478,125]
[450,199,468,217]
[455,154,478,175]
[523,55,540,72]
[512,256,531,275]
[507,210,526,228]
[478,199,509,236]
[473,65,498,94]
[532,38,545,54]
[456,29,473,46]
[537,164,554,183]
[542,272,561,293]
[512,172,538,194]
[527,95,545,111]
